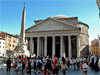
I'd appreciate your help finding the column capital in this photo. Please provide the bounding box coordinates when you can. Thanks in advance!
[37,37,40,39]
[76,35,79,37]
[52,36,55,38]
[68,35,71,37]
[60,35,63,37]
[31,37,33,39]
[44,36,47,38]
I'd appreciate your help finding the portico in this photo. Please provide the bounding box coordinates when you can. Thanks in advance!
[26,31,80,58]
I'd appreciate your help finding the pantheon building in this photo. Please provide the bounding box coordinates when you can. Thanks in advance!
[25,15,89,58]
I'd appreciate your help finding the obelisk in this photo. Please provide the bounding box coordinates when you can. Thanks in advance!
[13,3,30,57]
[20,3,25,43]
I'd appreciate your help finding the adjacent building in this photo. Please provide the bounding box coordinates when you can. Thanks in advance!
[0,32,19,55]
[0,37,5,56]
[90,39,99,55]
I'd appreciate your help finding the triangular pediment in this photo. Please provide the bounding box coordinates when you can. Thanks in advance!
[26,18,79,32]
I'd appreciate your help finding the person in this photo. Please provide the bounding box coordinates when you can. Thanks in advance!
[60,57,66,75]
[21,55,26,74]
[6,57,11,74]
[82,60,88,75]
[16,57,22,74]
[73,58,76,70]
[31,57,34,71]
[34,57,37,74]
[95,59,99,71]
[76,57,80,70]
[91,58,94,69]
[80,58,83,64]
[26,58,31,75]
[53,54,58,75]
[67,58,70,69]
[12,58,15,68]
[37,56,42,74]
[0,56,3,69]
[70,58,73,69]
[45,57,52,75]
[42,65,46,75]
[15,57,19,71]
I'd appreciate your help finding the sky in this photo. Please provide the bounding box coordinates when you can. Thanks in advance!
[0,0,100,45]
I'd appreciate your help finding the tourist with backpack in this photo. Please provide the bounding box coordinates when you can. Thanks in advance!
[60,57,66,75]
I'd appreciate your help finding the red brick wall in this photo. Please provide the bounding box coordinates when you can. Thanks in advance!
[0,32,6,38]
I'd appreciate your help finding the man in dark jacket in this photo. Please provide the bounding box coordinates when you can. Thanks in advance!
[6,57,11,73]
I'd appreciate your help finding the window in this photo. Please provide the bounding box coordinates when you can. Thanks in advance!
[13,40,16,42]
[13,45,14,47]
[9,44,11,47]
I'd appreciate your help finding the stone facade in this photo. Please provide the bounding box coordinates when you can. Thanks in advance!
[78,22,89,57]
[25,15,89,57]
[90,39,99,55]
[0,37,5,56]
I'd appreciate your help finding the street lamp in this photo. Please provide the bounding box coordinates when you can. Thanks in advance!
[97,0,100,18]
[98,34,100,55]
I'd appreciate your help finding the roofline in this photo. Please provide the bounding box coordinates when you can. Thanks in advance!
[78,21,89,29]
[26,17,79,32]
[0,32,19,38]
[34,17,78,22]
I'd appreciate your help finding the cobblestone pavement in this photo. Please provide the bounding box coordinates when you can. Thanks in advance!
[0,65,99,75]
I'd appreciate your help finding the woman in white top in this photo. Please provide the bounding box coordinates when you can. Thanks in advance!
[82,60,88,75]
[12,58,15,68]
[70,58,73,69]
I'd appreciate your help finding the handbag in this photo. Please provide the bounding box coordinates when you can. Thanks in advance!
[82,63,87,69]
[80,64,83,70]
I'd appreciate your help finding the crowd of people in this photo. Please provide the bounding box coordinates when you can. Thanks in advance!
[0,55,100,75]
